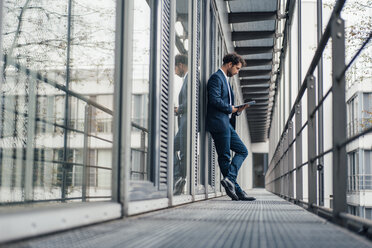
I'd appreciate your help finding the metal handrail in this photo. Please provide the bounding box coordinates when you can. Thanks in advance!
[265,0,372,239]
[269,0,347,165]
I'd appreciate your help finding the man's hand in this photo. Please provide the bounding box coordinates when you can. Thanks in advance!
[174,107,178,114]
[232,104,249,113]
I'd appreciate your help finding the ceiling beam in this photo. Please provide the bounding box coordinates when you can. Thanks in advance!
[228,12,277,23]
[240,79,270,84]
[232,31,275,41]
[242,89,269,94]
[247,103,269,106]
[244,59,272,67]
[239,70,271,77]
[235,46,274,55]
[241,83,270,88]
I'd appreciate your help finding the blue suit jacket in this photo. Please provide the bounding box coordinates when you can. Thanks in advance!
[206,70,235,133]
[176,74,188,137]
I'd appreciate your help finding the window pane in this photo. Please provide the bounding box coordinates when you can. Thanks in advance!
[130,0,151,181]
[172,0,189,195]
[0,0,116,204]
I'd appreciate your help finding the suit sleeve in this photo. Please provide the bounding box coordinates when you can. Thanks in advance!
[207,75,232,114]
[177,82,187,115]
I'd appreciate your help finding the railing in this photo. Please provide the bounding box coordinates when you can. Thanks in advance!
[265,0,372,237]
[130,122,148,180]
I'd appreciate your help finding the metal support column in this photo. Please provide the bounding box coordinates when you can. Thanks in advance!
[62,0,73,201]
[167,0,176,202]
[316,0,325,207]
[203,0,211,198]
[331,16,347,221]
[288,121,294,198]
[307,75,317,209]
[295,103,303,200]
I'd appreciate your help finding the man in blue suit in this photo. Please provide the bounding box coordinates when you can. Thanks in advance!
[173,54,188,195]
[206,53,256,201]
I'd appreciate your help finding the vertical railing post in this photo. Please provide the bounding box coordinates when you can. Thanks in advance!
[82,105,92,202]
[285,132,289,198]
[24,73,37,201]
[140,130,146,180]
[284,133,288,198]
[288,121,294,198]
[280,140,284,196]
[307,75,317,209]
[275,153,278,194]
[295,103,303,201]
[331,15,347,221]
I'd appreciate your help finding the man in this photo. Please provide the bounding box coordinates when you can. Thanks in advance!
[173,54,188,195]
[206,53,256,201]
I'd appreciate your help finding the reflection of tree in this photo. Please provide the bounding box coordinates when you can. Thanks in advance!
[324,0,371,84]
[3,0,116,73]
[2,0,116,137]
[1,1,117,195]
[361,110,372,131]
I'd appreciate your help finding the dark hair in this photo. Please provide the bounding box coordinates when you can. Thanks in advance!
[175,54,188,66]
[222,53,246,67]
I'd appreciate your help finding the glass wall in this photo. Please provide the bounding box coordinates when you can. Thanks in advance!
[0,0,116,204]
[172,0,189,196]
[130,0,151,181]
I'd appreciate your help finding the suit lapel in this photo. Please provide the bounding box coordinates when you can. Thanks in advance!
[216,70,231,104]
[229,82,234,105]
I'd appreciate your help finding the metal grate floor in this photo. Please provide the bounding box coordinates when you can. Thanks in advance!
[4,189,372,248]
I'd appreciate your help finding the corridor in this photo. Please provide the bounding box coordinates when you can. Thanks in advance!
[5,189,371,248]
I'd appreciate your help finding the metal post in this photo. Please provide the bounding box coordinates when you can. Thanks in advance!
[115,0,134,214]
[283,134,288,197]
[295,103,303,200]
[185,0,193,196]
[288,121,294,198]
[0,0,3,84]
[82,105,91,201]
[284,132,289,198]
[167,0,176,202]
[140,131,146,180]
[62,0,73,201]
[307,75,317,209]
[280,140,284,196]
[331,16,347,221]
[317,0,325,207]
[203,0,211,198]
[24,74,37,201]
[297,0,302,90]
[190,0,198,198]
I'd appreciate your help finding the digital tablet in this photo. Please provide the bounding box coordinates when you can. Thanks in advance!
[235,100,256,109]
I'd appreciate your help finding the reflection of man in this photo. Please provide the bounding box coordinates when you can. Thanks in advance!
[206,53,256,201]
[173,54,188,195]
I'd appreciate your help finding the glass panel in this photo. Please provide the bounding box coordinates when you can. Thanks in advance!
[130,0,151,181]
[365,208,372,220]
[0,0,116,204]
[173,0,189,195]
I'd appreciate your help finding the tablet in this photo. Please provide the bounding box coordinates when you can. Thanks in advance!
[235,100,256,109]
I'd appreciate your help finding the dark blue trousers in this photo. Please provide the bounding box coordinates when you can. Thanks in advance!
[211,124,248,194]
[174,128,187,180]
